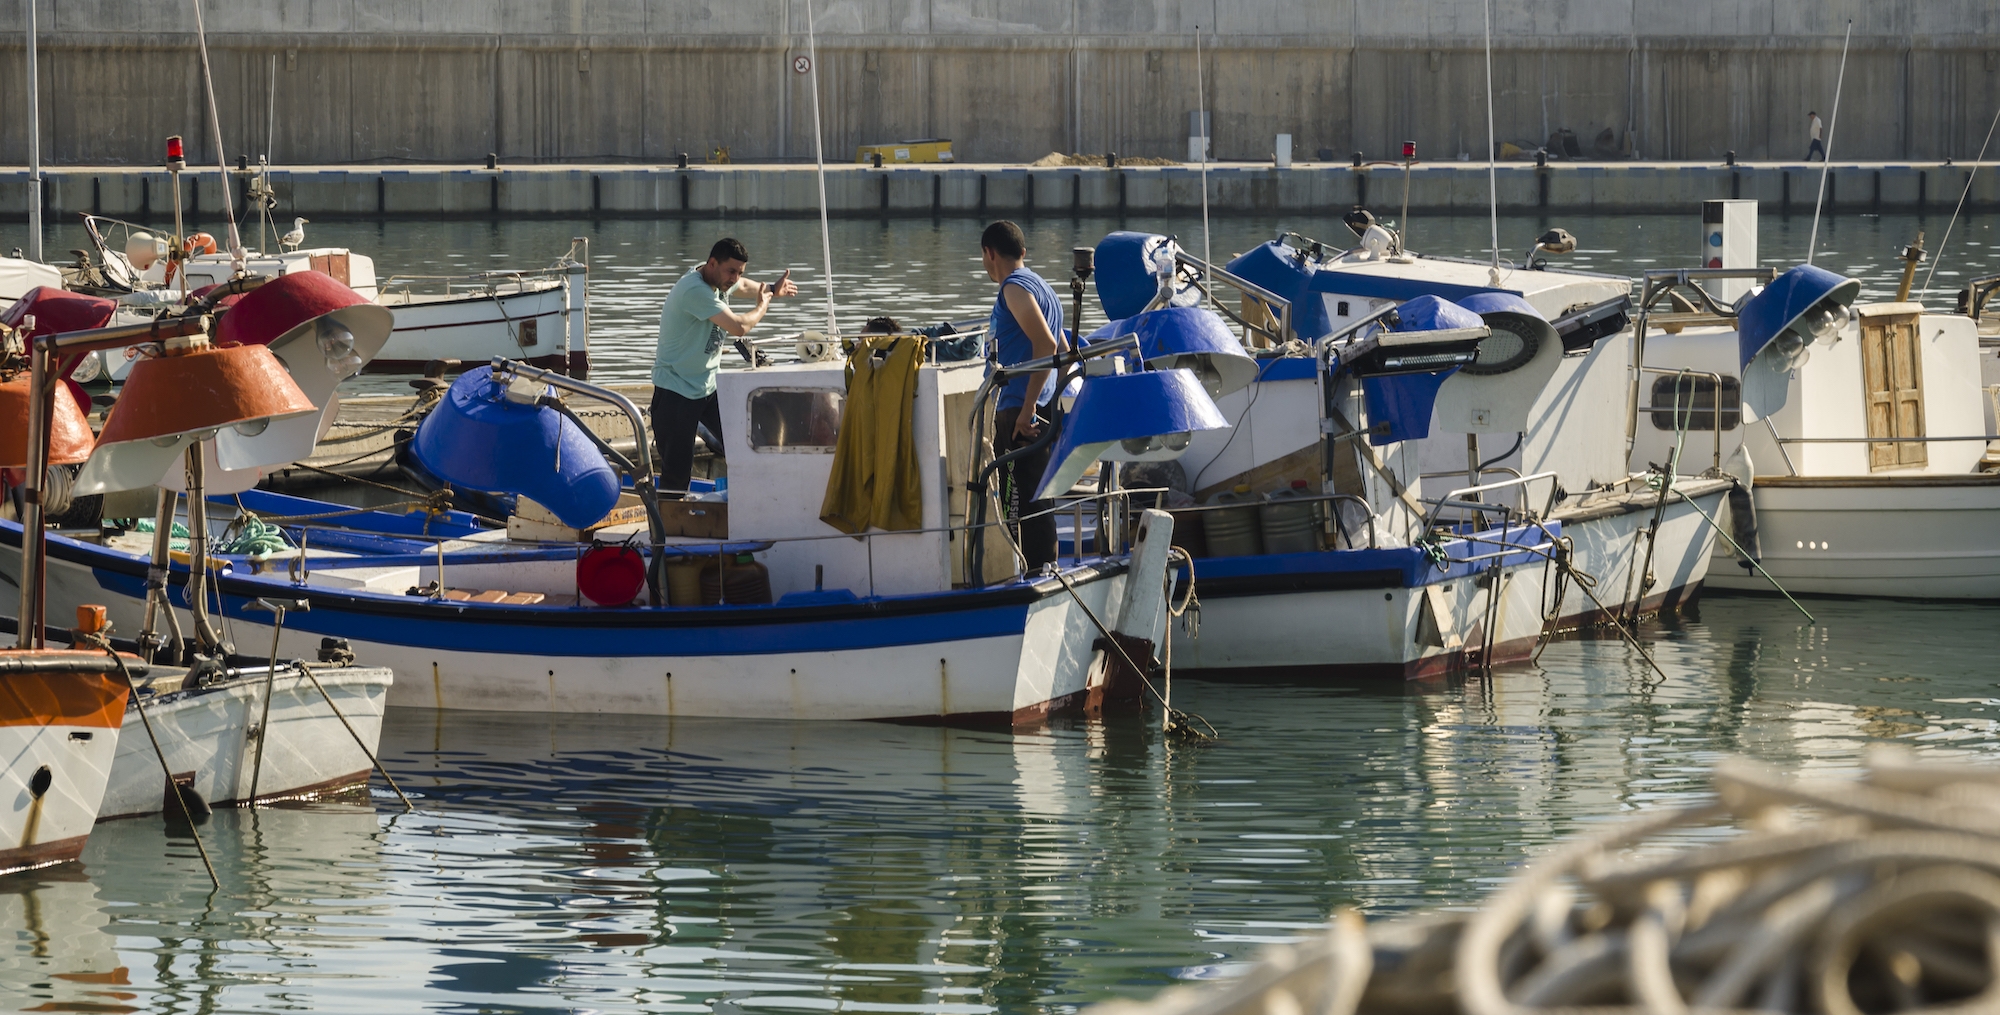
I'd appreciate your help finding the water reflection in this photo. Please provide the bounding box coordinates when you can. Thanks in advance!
[1,597,1992,1011]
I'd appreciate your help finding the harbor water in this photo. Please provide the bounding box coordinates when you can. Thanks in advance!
[3,208,1997,1012]
[2,596,1995,1012]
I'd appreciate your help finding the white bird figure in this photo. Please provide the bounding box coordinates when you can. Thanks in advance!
[280,217,308,252]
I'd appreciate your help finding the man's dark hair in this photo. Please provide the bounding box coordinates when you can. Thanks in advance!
[1809,111,1817,117]
[980,221,1026,259]
[708,237,749,264]
[860,316,902,334]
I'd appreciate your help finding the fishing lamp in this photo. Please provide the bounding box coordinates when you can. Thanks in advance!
[1034,368,1227,501]
[0,372,92,469]
[1094,232,1189,321]
[411,365,620,528]
[1085,307,1259,399]
[1734,263,1860,371]
[208,270,392,471]
[1338,294,1487,377]
[1337,296,1488,446]
[1130,306,1258,397]
[1455,292,1558,376]
[165,135,185,172]
[1734,263,1859,418]
[74,333,317,494]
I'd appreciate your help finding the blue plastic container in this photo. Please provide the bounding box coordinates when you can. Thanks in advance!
[411,366,622,529]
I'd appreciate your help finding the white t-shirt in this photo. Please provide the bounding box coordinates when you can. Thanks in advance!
[1810,116,1823,140]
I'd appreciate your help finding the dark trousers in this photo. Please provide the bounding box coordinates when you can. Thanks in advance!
[1807,139,1826,161]
[995,404,1058,571]
[652,386,723,496]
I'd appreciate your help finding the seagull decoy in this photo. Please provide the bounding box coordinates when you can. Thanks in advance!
[280,217,309,252]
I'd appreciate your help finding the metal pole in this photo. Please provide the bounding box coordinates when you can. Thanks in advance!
[24,0,41,263]
[804,0,837,336]
[1805,20,1851,267]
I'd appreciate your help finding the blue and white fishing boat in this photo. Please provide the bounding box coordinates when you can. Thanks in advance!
[1085,224,1736,678]
[8,338,1215,722]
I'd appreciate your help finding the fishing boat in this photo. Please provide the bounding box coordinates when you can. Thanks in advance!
[1636,214,1998,600]
[11,323,1219,722]
[1,272,397,822]
[0,361,127,875]
[63,210,589,378]
[1088,225,1734,679]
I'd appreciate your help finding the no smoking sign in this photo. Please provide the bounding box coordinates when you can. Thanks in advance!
[792,55,812,75]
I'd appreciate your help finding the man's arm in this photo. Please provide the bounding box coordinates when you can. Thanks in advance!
[712,269,798,337]
[709,287,773,338]
[1004,284,1065,440]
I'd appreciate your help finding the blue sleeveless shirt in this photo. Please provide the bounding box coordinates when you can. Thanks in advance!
[988,268,1066,411]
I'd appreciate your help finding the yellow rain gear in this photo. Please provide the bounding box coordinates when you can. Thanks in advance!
[820,335,928,534]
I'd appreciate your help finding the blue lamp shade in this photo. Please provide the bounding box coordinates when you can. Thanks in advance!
[412,365,622,529]
[1094,231,1181,321]
[1035,368,1228,501]
[1455,291,1559,376]
[1735,263,1861,370]
[1133,306,1259,397]
[1224,240,1332,341]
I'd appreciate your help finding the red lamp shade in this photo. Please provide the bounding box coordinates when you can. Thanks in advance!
[74,342,317,495]
[1,287,119,412]
[0,373,93,469]
[205,271,393,477]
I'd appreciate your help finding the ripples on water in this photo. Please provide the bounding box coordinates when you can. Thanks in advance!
[6,597,1996,1012]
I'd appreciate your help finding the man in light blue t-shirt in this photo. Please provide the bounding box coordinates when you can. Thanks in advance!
[653,237,795,495]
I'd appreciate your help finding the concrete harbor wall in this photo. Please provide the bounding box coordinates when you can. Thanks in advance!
[0,1,1997,169]
[5,160,1997,223]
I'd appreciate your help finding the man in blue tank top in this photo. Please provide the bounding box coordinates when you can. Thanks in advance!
[981,220,1067,570]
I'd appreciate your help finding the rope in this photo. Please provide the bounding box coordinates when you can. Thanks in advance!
[216,514,291,558]
[1109,751,2000,1015]
[131,517,190,550]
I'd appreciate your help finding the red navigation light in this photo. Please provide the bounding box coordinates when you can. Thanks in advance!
[166,136,185,162]
[1401,141,1417,160]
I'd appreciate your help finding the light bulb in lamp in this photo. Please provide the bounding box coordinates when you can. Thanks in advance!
[73,335,317,494]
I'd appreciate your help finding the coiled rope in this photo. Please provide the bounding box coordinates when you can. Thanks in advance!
[1090,749,2000,1015]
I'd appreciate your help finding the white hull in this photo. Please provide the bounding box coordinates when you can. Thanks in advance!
[377,275,583,371]
[1171,485,1725,677]
[0,717,119,873]
[1707,476,2000,599]
[102,664,391,820]
[12,535,1160,723]
[1170,558,1553,677]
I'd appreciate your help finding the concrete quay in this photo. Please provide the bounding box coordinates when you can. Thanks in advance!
[6,160,1997,224]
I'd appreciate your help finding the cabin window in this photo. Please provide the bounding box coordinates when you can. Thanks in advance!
[747,388,843,451]
[1649,375,1741,431]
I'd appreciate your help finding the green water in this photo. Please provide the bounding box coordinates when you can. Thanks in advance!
[4,597,1996,1013]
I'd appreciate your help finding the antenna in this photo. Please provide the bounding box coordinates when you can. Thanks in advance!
[1195,27,1212,294]
[1482,0,1500,286]
[191,0,246,270]
[1920,101,2000,300]
[805,0,838,336]
[1805,20,1851,267]
[23,0,40,263]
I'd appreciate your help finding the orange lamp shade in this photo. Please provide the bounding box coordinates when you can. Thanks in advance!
[74,343,318,495]
[0,372,94,469]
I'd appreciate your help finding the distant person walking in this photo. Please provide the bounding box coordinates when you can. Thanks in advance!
[1807,111,1826,161]
[652,237,796,496]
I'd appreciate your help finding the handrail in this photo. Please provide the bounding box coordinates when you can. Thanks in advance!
[1638,365,1729,473]
[1420,470,1561,532]
[1771,434,1999,443]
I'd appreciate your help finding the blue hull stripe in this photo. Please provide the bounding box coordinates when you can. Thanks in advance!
[0,521,1105,658]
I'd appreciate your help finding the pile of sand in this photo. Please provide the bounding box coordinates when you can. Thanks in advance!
[1028,152,1181,167]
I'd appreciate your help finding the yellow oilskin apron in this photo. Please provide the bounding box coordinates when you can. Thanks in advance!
[820,334,928,534]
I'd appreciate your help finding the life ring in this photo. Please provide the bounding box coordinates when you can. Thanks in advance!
[165,232,218,287]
